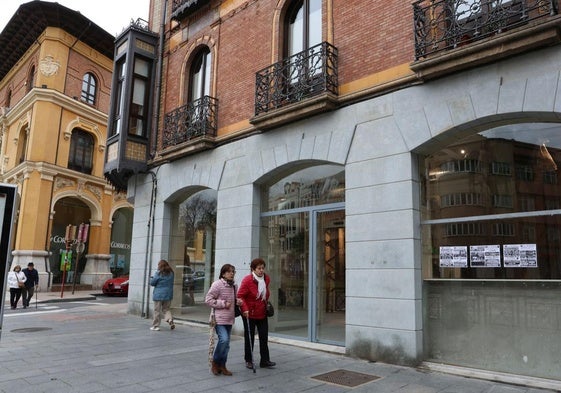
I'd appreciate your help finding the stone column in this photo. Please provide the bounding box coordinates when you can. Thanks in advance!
[80,253,112,289]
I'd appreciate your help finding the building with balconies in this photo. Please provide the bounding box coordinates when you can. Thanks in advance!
[0,1,134,291]
[105,0,561,387]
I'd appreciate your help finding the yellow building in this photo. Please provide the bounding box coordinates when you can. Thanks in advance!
[0,2,132,290]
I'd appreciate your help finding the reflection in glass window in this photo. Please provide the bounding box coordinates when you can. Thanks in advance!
[445,222,485,236]
[492,222,515,236]
[68,129,94,174]
[129,57,150,137]
[441,193,482,207]
[490,161,511,175]
[515,164,534,181]
[81,73,97,105]
[111,60,126,136]
[421,122,561,280]
[492,194,513,208]
[189,48,211,102]
[543,171,558,184]
[263,164,344,212]
[169,189,216,322]
[519,195,535,211]
[286,0,322,58]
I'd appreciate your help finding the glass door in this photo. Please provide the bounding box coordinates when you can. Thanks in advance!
[265,211,310,340]
[313,209,345,344]
[260,164,345,344]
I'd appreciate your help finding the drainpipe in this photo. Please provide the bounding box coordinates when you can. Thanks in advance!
[150,0,167,158]
[141,170,158,318]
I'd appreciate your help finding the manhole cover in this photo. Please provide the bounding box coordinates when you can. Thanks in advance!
[11,327,52,333]
[311,369,380,387]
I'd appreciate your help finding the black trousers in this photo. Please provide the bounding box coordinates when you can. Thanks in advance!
[9,288,22,308]
[243,317,270,365]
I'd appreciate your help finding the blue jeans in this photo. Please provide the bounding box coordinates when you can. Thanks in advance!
[213,324,232,365]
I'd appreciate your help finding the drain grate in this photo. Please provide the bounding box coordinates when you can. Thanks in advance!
[11,327,52,333]
[311,369,380,387]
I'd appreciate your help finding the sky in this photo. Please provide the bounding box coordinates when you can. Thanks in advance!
[0,0,151,37]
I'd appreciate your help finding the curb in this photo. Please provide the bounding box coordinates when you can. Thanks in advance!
[39,295,99,304]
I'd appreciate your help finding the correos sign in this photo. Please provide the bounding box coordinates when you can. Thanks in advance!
[111,241,131,250]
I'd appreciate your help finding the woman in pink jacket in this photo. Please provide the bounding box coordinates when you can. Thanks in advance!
[237,258,276,369]
[205,263,240,376]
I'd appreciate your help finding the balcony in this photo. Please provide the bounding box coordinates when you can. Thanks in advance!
[251,42,338,130]
[412,0,561,80]
[162,95,218,151]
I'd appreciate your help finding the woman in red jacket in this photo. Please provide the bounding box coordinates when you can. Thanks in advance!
[237,258,276,369]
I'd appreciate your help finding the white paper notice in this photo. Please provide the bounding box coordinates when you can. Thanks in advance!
[439,246,468,268]
[470,245,501,267]
[503,244,538,267]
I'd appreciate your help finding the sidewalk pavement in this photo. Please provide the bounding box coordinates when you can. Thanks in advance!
[1,291,559,393]
[4,288,99,305]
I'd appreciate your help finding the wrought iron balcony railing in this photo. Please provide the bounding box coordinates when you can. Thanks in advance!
[413,0,558,60]
[254,42,338,116]
[162,96,218,149]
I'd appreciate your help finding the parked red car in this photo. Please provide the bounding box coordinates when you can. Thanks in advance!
[102,276,129,296]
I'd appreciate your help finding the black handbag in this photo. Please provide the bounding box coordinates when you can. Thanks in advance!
[266,301,274,317]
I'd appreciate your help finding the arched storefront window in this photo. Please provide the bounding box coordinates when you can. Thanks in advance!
[169,189,216,322]
[260,164,345,345]
[49,198,91,284]
[420,122,561,380]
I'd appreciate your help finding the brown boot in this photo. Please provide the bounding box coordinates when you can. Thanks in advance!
[211,361,221,375]
[220,364,233,376]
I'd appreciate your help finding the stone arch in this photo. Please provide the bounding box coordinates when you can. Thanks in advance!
[399,56,561,155]
[253,159,340,186]
[165,184,211,204]
[415,113,561,156]
[51,189,102,223]
[63,117,104,152]
[109,200,134,224]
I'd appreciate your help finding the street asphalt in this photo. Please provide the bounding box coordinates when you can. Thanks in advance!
[0,290,559,393]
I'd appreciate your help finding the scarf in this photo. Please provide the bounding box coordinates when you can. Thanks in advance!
[252,272,266,300]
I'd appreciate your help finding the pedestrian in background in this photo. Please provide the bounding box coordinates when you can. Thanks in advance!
[7,265,26,309]
[205,263,240,376]
[22,262,39,309]
[149,259,175,331]
[238,258,276,369]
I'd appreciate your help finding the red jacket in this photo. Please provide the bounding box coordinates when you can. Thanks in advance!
[238,273,270,320]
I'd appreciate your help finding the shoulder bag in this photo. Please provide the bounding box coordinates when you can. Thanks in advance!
[266,301,274,317]
[16,274,24,288]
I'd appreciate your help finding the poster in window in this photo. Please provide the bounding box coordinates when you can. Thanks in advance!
[503,244,538,267]
[439,246,468,267]
[469,245,501,267]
